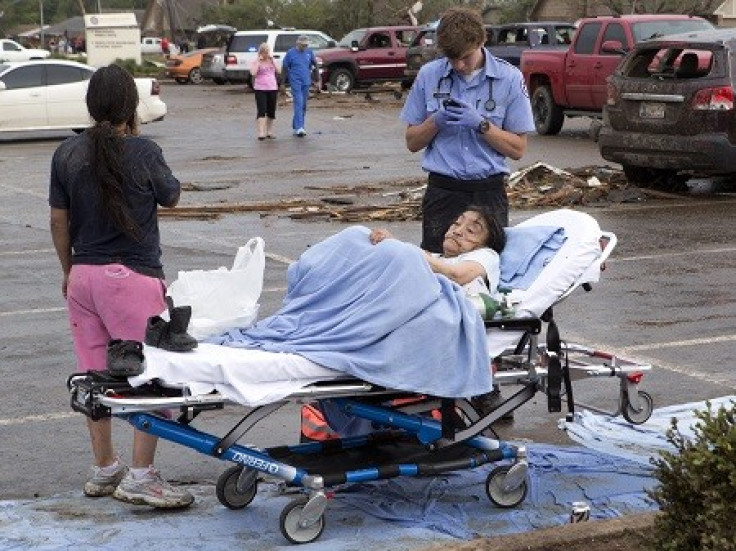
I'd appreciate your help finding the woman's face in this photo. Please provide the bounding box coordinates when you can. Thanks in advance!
[442,211,490,256]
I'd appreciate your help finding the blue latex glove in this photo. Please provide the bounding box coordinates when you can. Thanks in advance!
[432,108,453,130]
[445,98,484,130]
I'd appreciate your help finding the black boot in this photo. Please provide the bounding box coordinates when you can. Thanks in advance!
[145,315,167,347]
[144,298,198,352]
[106,339,144,378]
[166,302,198,352]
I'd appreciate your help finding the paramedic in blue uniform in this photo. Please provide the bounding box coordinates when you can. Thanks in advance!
[283,35,318,137]
[400,6,535,253]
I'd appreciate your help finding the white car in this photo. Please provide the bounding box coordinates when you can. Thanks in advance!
[0,60,167,133]
[0,39,51,62]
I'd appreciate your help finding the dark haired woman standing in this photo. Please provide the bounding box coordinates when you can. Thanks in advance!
[49,64,193,509]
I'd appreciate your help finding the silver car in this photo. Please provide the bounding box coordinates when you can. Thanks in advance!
[200,48,228,84]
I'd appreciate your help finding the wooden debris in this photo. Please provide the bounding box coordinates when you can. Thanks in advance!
[162,165,668,223]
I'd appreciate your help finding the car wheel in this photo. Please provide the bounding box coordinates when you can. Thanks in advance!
[531,85,564,135]
[189,67,204,85]
[175,77,189,84]
[329,68,355,93]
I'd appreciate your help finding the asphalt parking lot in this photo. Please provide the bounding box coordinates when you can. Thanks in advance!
[1,82,736,502]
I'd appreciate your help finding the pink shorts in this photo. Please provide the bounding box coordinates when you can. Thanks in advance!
[67,264,166,371]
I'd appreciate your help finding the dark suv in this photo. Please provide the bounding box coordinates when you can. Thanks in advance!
[404,21,575,85]
[404,23,497,84]
[599,28,736,185]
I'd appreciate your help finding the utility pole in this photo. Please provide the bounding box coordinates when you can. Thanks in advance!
[165,0,177,39]
[38,0,44,47]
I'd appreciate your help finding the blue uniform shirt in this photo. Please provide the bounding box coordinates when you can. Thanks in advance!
[283,47,317,85]
[400,49,535,179]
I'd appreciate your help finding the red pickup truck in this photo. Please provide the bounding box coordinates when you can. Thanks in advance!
[520,14,714,135]
[316,26,419,92]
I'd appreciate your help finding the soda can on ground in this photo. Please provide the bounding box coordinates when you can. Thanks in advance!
[570,501,591,523]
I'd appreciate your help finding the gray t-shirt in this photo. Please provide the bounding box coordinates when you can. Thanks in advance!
[48,132,180,276]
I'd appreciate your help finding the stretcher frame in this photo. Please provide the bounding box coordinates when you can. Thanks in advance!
[68,370,531,544]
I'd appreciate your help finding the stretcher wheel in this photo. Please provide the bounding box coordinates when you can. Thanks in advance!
[215,465,257,509]
[486,465,528,508]
[622,390,654,425]
[279,497,326,544]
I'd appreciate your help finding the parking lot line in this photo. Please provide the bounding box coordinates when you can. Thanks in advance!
[0,411,77,426]
[625,334,736,351]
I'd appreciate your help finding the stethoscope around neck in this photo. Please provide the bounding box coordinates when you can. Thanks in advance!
[432,69,496,112]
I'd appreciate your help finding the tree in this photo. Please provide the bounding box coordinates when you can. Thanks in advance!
[599,0,724,15]
[493,0,536,23]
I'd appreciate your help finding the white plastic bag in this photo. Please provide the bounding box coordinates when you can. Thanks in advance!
[166,237,265,339]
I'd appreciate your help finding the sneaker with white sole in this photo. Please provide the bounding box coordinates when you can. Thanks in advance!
[112,467,194,509]
[295,128,306,137]
[84,461,128,497]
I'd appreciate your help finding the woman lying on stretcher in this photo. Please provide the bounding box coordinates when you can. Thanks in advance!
[370,207,510,421]
[369,206,506,296]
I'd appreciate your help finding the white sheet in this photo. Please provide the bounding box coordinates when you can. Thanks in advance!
[132,209,609,406]
[130,344,342,406]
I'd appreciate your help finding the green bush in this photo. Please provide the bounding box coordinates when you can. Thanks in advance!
[648,401,736,551]
[112,58,165,78]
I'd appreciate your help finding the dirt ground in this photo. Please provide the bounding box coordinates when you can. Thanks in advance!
[430,513,657,551]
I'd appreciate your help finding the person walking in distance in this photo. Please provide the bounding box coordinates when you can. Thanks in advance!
[250,42,280,140]
[400,6,535,252]
[282,35,318,137]
[48,64,193,509]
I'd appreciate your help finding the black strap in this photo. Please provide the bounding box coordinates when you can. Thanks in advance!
[546,317,562,413]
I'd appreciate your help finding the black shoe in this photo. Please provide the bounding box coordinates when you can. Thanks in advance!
[106,340,144,378]
[471,390,514,421]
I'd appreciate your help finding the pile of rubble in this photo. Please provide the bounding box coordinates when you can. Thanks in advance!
[163,163,656,223]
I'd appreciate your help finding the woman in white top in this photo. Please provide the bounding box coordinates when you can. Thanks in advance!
[369,205,505,295]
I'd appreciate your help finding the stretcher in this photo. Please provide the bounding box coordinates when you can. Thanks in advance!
[66,209,653,545]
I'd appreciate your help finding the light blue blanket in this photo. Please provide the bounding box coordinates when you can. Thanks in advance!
[211,226,493,398]
[499,225,566,290]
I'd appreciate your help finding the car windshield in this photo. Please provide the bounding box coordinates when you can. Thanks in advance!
[339,29,366,48]
[632,19,713,42]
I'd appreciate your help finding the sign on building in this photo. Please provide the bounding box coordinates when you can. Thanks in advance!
[84,12,141,67]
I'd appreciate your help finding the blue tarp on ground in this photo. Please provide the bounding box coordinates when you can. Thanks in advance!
[0,443,656,551]
[8,396,729,550]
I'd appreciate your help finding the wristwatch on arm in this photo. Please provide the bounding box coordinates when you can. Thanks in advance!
[477,118,491,135]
